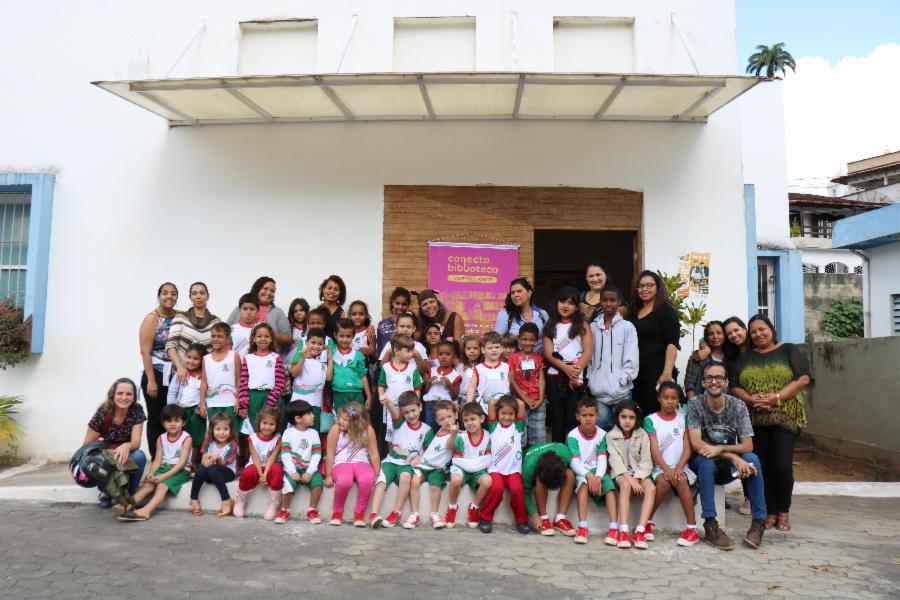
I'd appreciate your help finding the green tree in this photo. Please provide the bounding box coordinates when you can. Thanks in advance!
[745,43,797,79]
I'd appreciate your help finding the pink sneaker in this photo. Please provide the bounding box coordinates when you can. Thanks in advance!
[430,512,445,529]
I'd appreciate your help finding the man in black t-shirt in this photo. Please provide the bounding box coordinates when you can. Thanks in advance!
[687,362,766,551]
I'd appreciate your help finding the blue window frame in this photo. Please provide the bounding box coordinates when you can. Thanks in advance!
[0,173,55,353]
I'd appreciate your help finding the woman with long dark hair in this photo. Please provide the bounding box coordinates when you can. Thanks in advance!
[138,282,178,460]
[628,270,680,415]
[579,260,611,320]
[730,315,812,532]
[416,289,465,343]
[317,274,347,338]
[494,277,549,350]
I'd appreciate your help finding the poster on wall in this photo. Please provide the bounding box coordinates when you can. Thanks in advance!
[427,242,519,335]
[678,252,710,301]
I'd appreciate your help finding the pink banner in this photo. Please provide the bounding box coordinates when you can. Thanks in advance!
[427,242,519,335]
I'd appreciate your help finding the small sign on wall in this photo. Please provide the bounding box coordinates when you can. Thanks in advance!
[678,251,710,301]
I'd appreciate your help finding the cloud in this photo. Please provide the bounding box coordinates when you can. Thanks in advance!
[782,43,900,191]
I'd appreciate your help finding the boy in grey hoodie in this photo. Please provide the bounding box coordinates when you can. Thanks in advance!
[587,286,639,429]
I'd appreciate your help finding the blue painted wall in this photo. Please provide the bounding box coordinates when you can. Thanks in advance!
[0,172,55,353]
[832,203,900,249]
[744,184,804,343]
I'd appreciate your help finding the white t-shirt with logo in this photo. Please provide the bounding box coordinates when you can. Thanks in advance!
[644,412,687,469]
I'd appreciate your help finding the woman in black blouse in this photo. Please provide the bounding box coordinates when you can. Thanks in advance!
[628,270,681,415]
[83,378,148,506]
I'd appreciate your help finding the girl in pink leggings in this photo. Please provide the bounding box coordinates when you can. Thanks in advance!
[324,402,381,526]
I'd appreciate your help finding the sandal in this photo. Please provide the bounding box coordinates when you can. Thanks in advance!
[217,499,235,517]
[764,515,777,530]
[117,509,147,522]
[775,512,791,531]
[112,504,128,519]
[190,500,204,516]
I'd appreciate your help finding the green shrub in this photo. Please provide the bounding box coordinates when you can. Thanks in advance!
[0,299,29,370]
[822,299,864,339]
[0,395,23,465]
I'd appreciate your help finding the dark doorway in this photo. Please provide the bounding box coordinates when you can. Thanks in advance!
[533,230,637,312]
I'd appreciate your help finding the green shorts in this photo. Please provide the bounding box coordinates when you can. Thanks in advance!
[377,462,414,487]
[283,471,324,492]
[182,408,206,448]
[416,468,447,488]
[207,406,240,438]
[575,473,616,507]
[332,391,365,413]
[155,464,190,496]
[454,469,489,491]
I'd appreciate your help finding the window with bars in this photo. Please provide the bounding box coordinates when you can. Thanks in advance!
[893,295,900,336]
[0,192,30,307]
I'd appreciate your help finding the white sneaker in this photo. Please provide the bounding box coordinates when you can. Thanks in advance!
[402,513,420,529]
[430,512,445,529]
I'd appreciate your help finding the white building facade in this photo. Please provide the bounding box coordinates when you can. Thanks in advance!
[1,0,794,459]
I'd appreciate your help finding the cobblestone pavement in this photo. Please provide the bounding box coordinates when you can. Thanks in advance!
[1,495,898,600]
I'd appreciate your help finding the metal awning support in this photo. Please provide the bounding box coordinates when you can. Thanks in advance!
[94,71,764,126]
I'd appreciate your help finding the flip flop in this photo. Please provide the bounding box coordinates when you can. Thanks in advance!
[112,504,127,518]
[117,509,147,522]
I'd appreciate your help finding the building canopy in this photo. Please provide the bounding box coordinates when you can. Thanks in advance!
[94,72,762,126]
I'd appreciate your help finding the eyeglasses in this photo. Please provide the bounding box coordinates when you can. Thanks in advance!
[636,283,656,290]
[702,376,727,383]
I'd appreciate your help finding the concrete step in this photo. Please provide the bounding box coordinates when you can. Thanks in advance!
[0,463,723,531]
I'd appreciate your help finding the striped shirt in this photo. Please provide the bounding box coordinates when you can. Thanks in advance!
[164,310,221,361]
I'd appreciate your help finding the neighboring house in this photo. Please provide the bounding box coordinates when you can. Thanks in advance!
[1,0,794,458]
[832,150,900,203]
[833,204,900,338]
[789,193,887,274]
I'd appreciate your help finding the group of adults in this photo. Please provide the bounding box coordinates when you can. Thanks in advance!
[86,264,811,531]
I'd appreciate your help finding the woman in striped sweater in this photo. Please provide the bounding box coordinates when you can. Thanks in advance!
[166,282,221,386]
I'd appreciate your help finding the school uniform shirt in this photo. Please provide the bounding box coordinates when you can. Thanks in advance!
[378,361,423,442]
[332,346,367,393]
[249,432,281,464]
[418,429,453,471]
[486,416,526,475]
[451,430,491,474]
[201,439,238,473]
[160,431,192,466]
[378,340,428,362]
[472,361,511,413]
[283,326,304,365]
[230,322,253,360]
[507,352,544,400]
[546,321,584,375]
[334,431,370,466]
[423,366,462,403]
[290,354,328,407]
[566,426,608,477]
[383,418,430,466]
[456,364,477,404]
[166,372,202,407]
[203,352,238,408]
[239,352,285,410]
[351,327,370,353]
[644,411,688,469]
[280,426,322,476]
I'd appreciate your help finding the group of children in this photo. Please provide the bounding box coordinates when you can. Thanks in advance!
[116,285,700,550]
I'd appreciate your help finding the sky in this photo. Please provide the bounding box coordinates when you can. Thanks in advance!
[736,0,900,192]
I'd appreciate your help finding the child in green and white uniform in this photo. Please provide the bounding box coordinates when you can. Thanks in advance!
[369,391,429,529]
[446,401,493,529]
[377,335,423,443]
[567,397,618,545]
[414,400,458,529]
[332,319,372,413]
[167,343,207,463]
[290,327,334,431]
[200,323,241,437]
[275,400,324,525]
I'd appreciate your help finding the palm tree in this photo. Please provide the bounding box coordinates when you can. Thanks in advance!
[745,43,796,79]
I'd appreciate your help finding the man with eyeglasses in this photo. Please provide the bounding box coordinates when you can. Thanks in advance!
[687,362,766,551]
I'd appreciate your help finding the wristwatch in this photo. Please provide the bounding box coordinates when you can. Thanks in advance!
[775,392,782,406]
